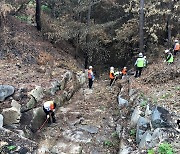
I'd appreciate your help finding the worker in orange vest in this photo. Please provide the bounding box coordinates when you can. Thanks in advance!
[110,67,115,86]
[121,67,127,75]
[88,66,94,89]
[173,40,179,55]
[43,101,56,123]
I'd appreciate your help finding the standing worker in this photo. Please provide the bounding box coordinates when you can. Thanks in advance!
[164,49,173,64]
[173,40,179,55]
[88,66,94,89]
[109,67,115,86]
[134,53,145,78]
[43,101,56,123]
[121,67,127,76]
[121,67,127,79]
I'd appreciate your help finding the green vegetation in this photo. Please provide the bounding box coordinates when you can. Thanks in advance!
[111,132,119,138]
[140,100,147,107]
[161,93,172,99]
[148,149,155,154]
[158,142,174,154]
[15,15,29,22]
[104,140,113,147]
[7,145,16,151]
[129,129,136,137]
[41,5,51,12]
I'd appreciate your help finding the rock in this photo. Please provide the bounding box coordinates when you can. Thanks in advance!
[79,125,98,134]
[116,124,122,138]
[31,107,46,132]
[63,71,73,81]
[26,96,36,109]
[51,142,81,154]
[151,128,164,146]
[0,85,15,102]
[119,140,131,154]
[145,104,152,118]
[129,93,138,103]
[62,129,92,143]
[29,86,44,101]
[138,131,152,149]
[129,89,137,97]
[0,127,37,153]
[50,80,61,95]
[2,107,21,125]
[76,72,86,85]
[151,106,172,129]
[136,116,150,143]
[131,106,142,126]
[118,96,129,108]
[11,100,21,111]
[0,114,3,127]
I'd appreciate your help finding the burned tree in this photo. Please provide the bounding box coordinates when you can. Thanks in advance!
[35,0,41,31]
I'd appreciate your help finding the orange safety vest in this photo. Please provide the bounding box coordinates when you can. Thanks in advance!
[122,68,127,75]
[174,43,179,51]
[109,71,115,79]
[44,101,54,111]
[88,70,92,79]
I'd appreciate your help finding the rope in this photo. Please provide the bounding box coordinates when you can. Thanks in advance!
[36,118,49,133]
[36,112,52,133]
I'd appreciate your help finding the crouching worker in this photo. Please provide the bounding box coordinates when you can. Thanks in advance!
[43,101,56,123]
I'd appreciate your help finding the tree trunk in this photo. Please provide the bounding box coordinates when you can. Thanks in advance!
[139,0,144,53]
[85,0,92,69]
[35,0,41,31]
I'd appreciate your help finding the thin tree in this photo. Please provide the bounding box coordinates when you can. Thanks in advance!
[85,0,92,69]
[35,0,41,31]
[139,0,144,53]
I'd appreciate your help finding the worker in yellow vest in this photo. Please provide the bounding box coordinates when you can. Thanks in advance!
[43,101,56,123]
[164,49,173,64]
[173,40,179,55]
[134,53,145,78]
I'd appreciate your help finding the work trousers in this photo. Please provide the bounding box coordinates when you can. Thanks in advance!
[43,106,56,123]
[110,78,115,86]
[89,78,93,89]
[135,67,143,78]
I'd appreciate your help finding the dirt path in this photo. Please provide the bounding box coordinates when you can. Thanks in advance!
[37,79,120,153]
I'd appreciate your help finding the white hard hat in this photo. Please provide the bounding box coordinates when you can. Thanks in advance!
[124,67,127,69]
[110,67,114,70]
[139,53,143,57]
[175,40,178,43]
[89,66,93,69]
[164,49,169,53]
[144,56,146,58]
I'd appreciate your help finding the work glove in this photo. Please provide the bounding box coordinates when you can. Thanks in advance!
[47,115,50,119]
[53,109,55,112]
[164,60,166,62]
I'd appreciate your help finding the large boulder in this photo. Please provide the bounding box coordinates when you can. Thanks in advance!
[131,106,142,126]
[30,107,46,132]
[2,107,21,125]
[0,114,3,127]
[136,117,150,144]
[0,85,15,102]
[50,80,61,95]
[11,100,21,111]
[151,106,172,129]
[76,71,86,86]
[29,86,44,101]
[138,131,152,149]
[118,96,129,108]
